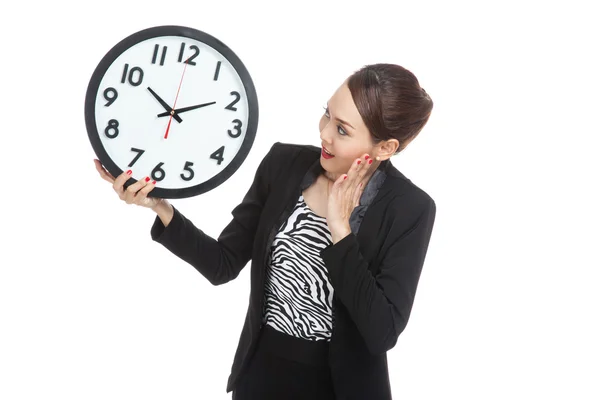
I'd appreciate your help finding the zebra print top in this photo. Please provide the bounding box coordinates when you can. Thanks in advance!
[261,194,334,342]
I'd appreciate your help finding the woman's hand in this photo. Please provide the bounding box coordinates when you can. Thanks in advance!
[326,154,380,243]
[94,159,163,210]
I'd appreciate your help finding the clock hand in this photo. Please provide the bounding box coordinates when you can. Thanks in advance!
[156,101,216,118]
[164,58,190,139]
[147,87,183,123]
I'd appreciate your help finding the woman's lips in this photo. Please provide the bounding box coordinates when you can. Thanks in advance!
[322,147,335,159]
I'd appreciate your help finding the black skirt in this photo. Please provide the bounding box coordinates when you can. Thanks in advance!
[232,324,336,400]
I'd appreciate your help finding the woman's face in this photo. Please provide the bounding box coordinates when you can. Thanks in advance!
[319,81,380,179]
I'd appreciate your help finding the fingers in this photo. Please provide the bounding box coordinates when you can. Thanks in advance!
[135,179,158,207]
[353,182,362,207]
[332,153,378,198]
[113,169,133,199]
[94,159,116,183]
[123,177,156,206]
[123,177,150,204]
[333,172,348,186]
[347,153,375,183]
[95,158,159,206]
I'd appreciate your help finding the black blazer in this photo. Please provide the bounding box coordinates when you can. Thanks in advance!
[150,142,436,399]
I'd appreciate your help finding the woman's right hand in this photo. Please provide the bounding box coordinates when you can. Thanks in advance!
[94,159,163,210]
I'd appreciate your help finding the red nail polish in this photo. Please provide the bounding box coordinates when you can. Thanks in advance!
[126,170,132,175]
[343,175,348,180]
[365,155,370,160]
[145,177,150,182]
[152,180,156,185]
[357,160,361,165]
[368,159,373,164]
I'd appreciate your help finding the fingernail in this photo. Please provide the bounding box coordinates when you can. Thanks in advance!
[145,177,150,182]
[126,170,132,175]
[152,180,156,185]
[357,160,361,165]
[343,175,348,180]
[368,159,373,164]
[365,155,370,160]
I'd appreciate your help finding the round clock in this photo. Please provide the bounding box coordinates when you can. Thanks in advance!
[84,25,259,199]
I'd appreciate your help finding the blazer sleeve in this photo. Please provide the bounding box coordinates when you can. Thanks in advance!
[320,194,436,355]
[150,142,279,286]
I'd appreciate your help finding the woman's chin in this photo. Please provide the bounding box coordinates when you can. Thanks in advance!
[320,159,336,171]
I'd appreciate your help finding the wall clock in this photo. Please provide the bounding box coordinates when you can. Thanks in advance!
[85,25,259,198]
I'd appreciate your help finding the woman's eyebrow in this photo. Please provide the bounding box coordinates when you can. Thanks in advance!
[327,102,355,129]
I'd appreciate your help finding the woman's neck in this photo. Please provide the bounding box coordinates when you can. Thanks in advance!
[322,171,341,182]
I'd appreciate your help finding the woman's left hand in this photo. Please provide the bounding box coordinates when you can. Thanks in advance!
[327,154,380,242]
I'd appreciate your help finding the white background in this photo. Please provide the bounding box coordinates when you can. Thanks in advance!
[1,0,598,399]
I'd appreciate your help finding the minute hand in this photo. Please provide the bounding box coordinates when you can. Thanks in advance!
[157,101,216,118]
[147,87,183,123]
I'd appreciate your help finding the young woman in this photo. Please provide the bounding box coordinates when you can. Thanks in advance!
[94,63,436,400]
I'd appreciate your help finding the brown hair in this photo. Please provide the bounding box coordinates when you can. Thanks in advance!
[347,63,433,154]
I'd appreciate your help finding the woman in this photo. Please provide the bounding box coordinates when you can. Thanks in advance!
[94,63,436,400]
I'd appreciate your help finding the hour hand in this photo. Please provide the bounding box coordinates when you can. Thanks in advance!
[147,87,183,123]
[157,101,217,118]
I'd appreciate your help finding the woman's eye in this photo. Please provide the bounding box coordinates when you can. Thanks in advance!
[323,106,347,136]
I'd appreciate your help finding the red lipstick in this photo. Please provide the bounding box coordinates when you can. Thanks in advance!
[321,147,335,159]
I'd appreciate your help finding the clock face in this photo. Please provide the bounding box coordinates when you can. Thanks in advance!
[85,25,258,199]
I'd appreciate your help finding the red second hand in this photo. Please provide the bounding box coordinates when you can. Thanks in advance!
[164,58,190,139]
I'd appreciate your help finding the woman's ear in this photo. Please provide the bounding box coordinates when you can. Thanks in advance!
[376,139,400,160]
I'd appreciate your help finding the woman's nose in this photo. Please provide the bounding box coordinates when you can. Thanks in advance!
[320,121,334,140]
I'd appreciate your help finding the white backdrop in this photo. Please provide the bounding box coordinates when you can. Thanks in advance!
[1,0,598,399]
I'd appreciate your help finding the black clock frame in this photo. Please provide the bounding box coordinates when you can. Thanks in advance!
[84,25,259,199]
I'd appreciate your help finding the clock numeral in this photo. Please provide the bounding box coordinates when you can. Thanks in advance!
[105,119,119,139]
[213,61,222,81]
[152,44,168,66]
[121,63,144,86]
[181,161,195,181]
[178,43,200,66]
[225,91,240,111]
[103,87,118,107]
[228,119,243,138]
[210,146,225,165]
[151,162,166,182]
[128,147,145,167]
